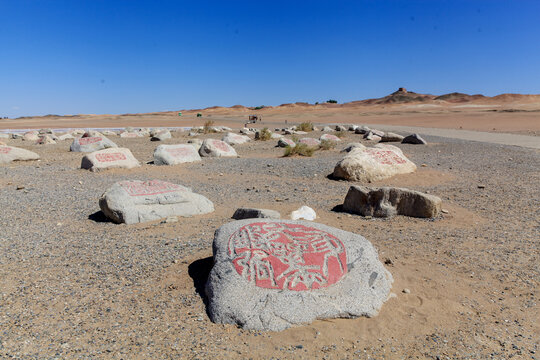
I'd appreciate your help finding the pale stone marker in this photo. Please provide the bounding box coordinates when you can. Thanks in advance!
[0,145,40,164]
[70,135,118,152]
[199,139,238,157]
[153,144,202,165]
[81,148,140,172]
[99,180,214,224]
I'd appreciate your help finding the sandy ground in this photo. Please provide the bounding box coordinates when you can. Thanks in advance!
[1,102,540,137]
[0,127,538,359]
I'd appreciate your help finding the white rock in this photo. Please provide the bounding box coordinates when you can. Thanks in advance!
[298,138,321,147]
[99,180,214,224]
[222,132,250,145]
[154,144,202,165]
[0,145,40,164]
[320,134,341,142]
[199,139,238,157]
[333,144,416,182]
[70,135,118,152]
[81,148,140,172]
[290,205,317,221]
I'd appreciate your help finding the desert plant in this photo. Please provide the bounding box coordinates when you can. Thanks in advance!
[203,120,215,134]
[254,105,265,110]
[255,127,272,141]
[332,131,346,138]
[296,122,314,132]
[196,113,202,117]
[319,139,337,150]
[326,99,338,104]
[283,143,315,157]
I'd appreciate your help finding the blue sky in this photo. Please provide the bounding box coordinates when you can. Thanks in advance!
[1,0,539,117]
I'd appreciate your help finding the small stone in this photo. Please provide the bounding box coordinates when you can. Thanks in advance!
[441,209,449,214]
[163,216,179,223]
[421,163,427,167]
[16,185,25,190]
[478,185,486,189]
[402,288,411,294]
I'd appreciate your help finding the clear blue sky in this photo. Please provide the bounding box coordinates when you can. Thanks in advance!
[1,0,539,118]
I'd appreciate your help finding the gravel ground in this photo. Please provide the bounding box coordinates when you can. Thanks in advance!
[0,129,538,359]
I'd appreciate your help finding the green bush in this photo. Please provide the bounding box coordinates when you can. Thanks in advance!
[283,143,315,157]
[319,139,337,150]
[254,105,265,110]
[326,99,338,104]
[197,113,202,117]
[203,120,215,134]
[297,122,314,132]
[255,127,272,141]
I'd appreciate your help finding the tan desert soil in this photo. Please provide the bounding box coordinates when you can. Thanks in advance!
[0,129,538,359]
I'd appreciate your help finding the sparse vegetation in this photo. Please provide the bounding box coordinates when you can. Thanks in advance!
[332,131,346,138]
[319,139,337,150]
[203,120,216,134]
[283,143,315,157]
[197,113,202,117]
[315,102,319,105]
[297,121,314,132]
[326,99,338,104]
[253,105,265,110]
[255,127,272,141]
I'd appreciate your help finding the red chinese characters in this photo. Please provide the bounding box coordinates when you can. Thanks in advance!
[78,137,102,145]
[228,222,347,291]
[212,140,231,152]
[119,180,182,196]
[0,147,12,154]
[165,147,193,157]
[95,153,127,162]
[366,149,406,165]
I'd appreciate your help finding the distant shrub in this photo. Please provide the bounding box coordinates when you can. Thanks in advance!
[315,102,319,105]
[297,122,314,132]
[255,127,272,141]
[254,105,265,110]
[283,143,315,157]
[203,120,215,134]
[326,99,338,104]
[197,113,202,117]
[319,139,337,150]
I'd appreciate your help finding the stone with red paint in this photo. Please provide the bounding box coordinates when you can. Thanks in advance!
[298,138,321,147]
[81,148,140,172]
[332,144,416,182]
[320,134,342,142]
[199,139,238,157]
[222,132,250,145]
[206,219,393,331]
[99,179,214,224]
[153,144,202,165]
[70,135,118,152]
[0,145,40,164]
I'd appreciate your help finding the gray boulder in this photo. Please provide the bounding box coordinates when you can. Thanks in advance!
[151,129,172,141]
[81,148,140,172]
[0,145,40,164]
[322,126,334,132]
[199,139,238,157]
[341,143,366,153]
[335,125,347,132]
[99,180,214,224]
[343,186,442,218]
[232,208,281,220]
[222,132,250,145]
[278,138,296,148]
[206,219,393,331]
[355,126,370,134]
[402,134,427,145]
[298,138,321,147]
[153,144,201,165]
[70,135,118,152]
[380,132,404,142]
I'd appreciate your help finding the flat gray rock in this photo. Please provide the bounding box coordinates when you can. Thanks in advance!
[99,180,214,224]
[153,144,201,165]
[232,208,281,220]
[402,133,427,145]
[0,145,40,164]
[206,219,393,331]
[151,129,172,141]
[343,185,442,218]
[70,135,118,152]
[380,132,404,142]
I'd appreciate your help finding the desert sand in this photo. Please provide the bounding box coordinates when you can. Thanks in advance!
[0,91,539,359]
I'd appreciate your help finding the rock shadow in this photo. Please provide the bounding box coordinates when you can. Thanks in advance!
[88,211,113,223]
[188,256,213,306]
[331,204,345,213]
